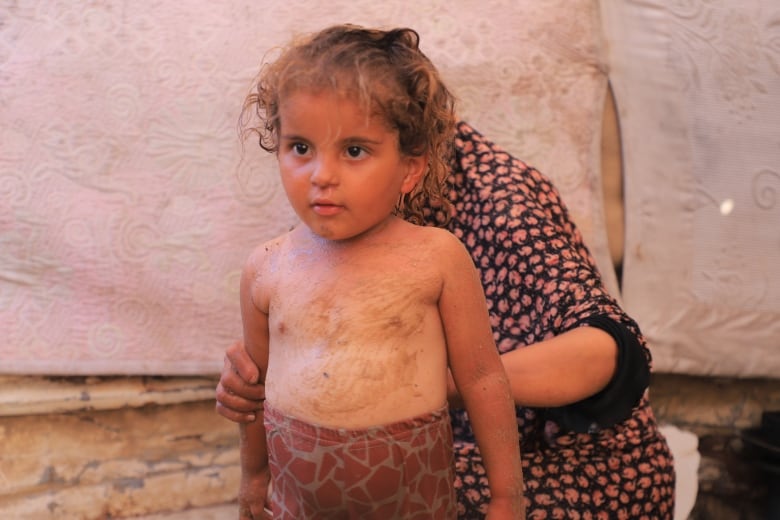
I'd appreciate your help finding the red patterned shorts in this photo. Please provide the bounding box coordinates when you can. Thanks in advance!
[264,402,456,519]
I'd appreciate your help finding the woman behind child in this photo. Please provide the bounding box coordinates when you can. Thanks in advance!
[236,25,524,519]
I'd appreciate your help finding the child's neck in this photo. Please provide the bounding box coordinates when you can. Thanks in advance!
[301,215,403,250]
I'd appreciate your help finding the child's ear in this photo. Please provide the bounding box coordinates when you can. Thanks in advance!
[399,154,428,194]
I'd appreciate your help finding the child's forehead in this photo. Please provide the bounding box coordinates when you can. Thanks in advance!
[280,87,392,127]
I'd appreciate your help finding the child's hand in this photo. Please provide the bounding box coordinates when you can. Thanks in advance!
[485,495,526,520]
[238,469,272,519]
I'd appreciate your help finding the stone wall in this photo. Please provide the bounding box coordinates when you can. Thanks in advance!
[0,376,238,519]
[1,374,779,519]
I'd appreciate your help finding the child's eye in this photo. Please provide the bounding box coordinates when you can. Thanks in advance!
[292,143,309,155]
[345,146,366,159]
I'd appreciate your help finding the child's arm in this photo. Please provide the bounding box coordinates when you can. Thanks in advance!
[437,232,526,519]
[238,249,272,520]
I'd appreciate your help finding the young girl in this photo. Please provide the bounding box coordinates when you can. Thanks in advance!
[236,25,524,519]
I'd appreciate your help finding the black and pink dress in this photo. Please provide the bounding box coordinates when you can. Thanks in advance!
[425,122,675,519]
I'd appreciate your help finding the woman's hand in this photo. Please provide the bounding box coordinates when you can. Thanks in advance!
[215,340,266,423]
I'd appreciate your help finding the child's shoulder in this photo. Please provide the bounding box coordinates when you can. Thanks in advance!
[396,222,471,264]
[249,234,284,256]
[244,232,291,271]
[409,223,465,250]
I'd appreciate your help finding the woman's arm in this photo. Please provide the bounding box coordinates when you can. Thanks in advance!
[445,326,615,409]
[447,320,649,432]
[501,326,617,408]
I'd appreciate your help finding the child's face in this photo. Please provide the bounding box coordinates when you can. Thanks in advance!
[276,90,425,241]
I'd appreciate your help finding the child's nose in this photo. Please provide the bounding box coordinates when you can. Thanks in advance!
[310,157,338,186]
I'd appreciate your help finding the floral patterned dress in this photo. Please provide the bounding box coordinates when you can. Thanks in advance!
[424,122,675,519]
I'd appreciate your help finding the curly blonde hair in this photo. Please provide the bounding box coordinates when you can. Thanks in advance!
[239,24,456,224]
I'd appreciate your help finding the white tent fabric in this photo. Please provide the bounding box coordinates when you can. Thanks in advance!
[602,1,780,377]
[1,1,614,374]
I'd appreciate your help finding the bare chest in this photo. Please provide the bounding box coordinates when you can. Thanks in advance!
[269,258,441,347]
[261,246,449,425]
